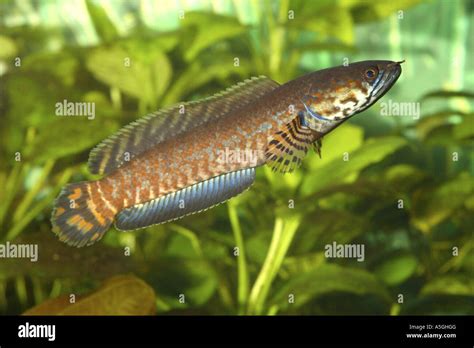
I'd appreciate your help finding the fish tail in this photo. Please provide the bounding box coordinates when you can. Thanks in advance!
[51,181,115,247]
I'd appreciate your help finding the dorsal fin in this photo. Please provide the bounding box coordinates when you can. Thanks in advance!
[265,115,321,173]
[88,76,279,175]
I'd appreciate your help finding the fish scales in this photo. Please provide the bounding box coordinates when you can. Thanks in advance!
[51,60,403,247]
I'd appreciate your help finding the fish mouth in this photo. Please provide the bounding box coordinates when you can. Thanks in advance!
[371,60,403,101]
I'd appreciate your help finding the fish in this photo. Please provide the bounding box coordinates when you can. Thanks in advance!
[51,60,403,247]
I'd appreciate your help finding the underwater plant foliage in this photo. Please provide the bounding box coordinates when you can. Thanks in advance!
[0,0,472,315]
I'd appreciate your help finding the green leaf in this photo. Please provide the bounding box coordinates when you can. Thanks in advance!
[301,136,407,195]
[414,110,471,141]
[288,6,354,45]
[0,232,138,280]
[22,51,80,86]
[26,117,118,163]
[400,295,474,315]
[292,209,367,254]
[420,90,474,101]
[411,173,474,233]
[0,35,17,59]
[270,263,391,310]
[23,275,156,315]
[453,115,474,140]
[146,258,218,308]
[85,0,119,42]
[373,252,418,286]
[161,58,249,105]
[421,274,474,296]
[348,0,422,23]
[307,123,364,171]
[281,252,326,277]
[86,46,172,107]
[181,12,247,61]
[383,164,426,191]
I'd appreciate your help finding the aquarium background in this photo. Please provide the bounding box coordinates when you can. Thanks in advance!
[0,0,472,315]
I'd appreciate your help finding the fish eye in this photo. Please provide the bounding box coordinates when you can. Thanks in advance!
[365,68,377,80]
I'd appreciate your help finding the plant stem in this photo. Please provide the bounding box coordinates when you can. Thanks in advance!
[6,168,72,241]
[247,215,300,315]
[13,159,55,223]
[227,201,249,314]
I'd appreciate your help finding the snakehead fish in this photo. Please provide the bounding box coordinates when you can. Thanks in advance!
[52,60,403,247]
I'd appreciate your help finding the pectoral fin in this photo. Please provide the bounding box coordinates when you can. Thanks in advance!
[265,116,319,173]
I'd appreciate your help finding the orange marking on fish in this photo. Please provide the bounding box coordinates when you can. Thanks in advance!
[86,184,107,226]
[96,181,118,215]
[55,207,65,217]
[91,232,101,241]
[67,215,94,233]
[68,188,82,200]
[67,215,81,225]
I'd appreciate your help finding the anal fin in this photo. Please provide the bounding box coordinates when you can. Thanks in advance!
[115,168,256,230]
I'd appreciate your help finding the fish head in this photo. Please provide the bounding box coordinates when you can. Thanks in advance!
[299,60,403,133]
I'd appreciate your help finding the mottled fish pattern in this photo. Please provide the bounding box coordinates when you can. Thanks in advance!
[52,60,402,247]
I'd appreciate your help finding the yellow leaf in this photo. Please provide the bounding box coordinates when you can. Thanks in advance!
[23,275,156,315]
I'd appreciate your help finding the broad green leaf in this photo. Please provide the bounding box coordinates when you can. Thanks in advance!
[0,232,137,280]
[400,295,474,315]
[22,51,79,86]
[288,6,354,45]
[347,0,422,23]
[0,35,17,59]
[25,116,118,163]
[181,12,247,61]
[373,252,418,285]
[5,72,74,129]
[281,252,326,277]
[291,209,367,254]
[166,231,201,259]
[151,32,181,52]
[85,0,119,42]
[384,164,424,181]
[246,232,272,265]
[421,274,474,296]
[453,115,474,140]
[383,164,426,191]
[23,275,156,315]
[86,46,172,107]
[411,173,474,233]
[414,110,469,140]
[270,263,391,310]
[146,258,218,308]
[161,58,249,105]
[301,136,407,195]
[151,50,172,100]
[307,123,364,171]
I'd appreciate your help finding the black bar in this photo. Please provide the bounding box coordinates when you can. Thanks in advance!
[0,315,472,346]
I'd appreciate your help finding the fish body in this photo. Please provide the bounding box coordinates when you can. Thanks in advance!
[52,60,402,247]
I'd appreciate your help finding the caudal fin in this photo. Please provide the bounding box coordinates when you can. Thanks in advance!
[51,182,114,247]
